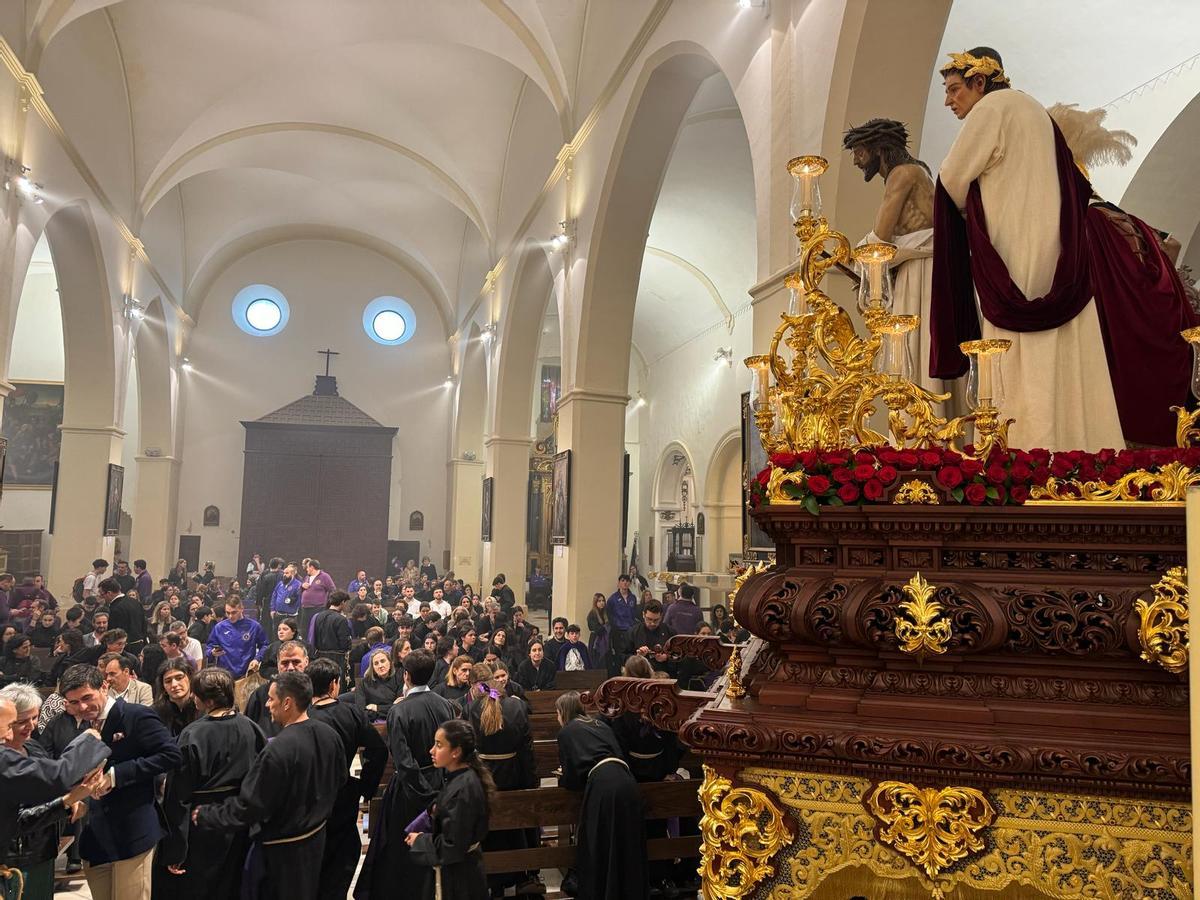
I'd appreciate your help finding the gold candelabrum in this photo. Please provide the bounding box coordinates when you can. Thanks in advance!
[747,155,1012,458]
[1173,325,1200,446]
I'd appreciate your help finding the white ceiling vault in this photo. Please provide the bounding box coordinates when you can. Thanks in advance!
[11,0,690,332]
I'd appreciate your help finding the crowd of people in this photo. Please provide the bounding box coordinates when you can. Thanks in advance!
[0,553,733,900]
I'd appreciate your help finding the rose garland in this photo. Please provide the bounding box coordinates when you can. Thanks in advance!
[749,445,1200,514]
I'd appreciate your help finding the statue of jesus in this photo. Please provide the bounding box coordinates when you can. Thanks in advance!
[843,119,959,411]
[930,47,1124,452]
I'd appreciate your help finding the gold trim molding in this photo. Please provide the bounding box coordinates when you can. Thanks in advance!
[1136,566,1189,675]
[1029,461,1200,503]
[698,765,792,900]
[893,478,940,505]
[741,768,1193,900]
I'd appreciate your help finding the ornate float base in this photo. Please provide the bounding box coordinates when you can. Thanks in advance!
[699,765,1192,900]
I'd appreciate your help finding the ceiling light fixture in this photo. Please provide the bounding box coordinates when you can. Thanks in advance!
[480,322,497,343]
[181,357,193,371]
[123,294,146,321]
[714,347,734,367]
[444,375,454,386]
[631,392,647,410]
[550,220,575,251]
[4,164,44,204]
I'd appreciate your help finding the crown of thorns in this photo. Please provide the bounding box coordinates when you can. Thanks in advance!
[842,118,910,151]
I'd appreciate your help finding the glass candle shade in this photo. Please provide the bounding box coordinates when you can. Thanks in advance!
[787,155,827,221]
[874,315,917,381]
[746,355,771,411]
[961,339,1011,409]
[852,242,896,315]
[1182,326,1200,400]
[784,271,807,317]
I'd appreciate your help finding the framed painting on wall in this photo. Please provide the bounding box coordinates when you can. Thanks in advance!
[481,477,494,542]
[550,449,571,545]
[0,381,64,487]
[103,464,124,537]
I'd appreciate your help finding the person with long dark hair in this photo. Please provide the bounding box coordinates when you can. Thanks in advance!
[405,718,494,900]
[556,691,647,900]
[153,659,199,736]
[159,667,265,899]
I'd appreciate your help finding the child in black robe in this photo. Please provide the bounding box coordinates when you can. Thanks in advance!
[406,718,494,900]
[556,690,648,900]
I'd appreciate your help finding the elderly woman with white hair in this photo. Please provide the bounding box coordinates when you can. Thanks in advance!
[1,682,105,900]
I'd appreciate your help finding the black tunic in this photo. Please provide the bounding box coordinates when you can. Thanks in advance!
[196,718,346,900]
[161,712,266,900]
[354,673,402,722]
[514,658,556,691]
[243,680,279,738]
[308,698,389,899]
[410,767,490,900]
[607,713,682,784]
[557,717,648,900]
[355,688,458,899]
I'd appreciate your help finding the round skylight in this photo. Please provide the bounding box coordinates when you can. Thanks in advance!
[245,297,282,332]
[372,309,407,342]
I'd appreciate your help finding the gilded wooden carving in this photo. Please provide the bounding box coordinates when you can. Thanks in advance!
[698,766,791,900]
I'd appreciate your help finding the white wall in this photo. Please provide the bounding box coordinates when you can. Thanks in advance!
[177,239,452,575]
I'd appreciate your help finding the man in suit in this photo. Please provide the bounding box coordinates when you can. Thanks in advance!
[99,652,153,706]
[59,663,182,900]
[104,578,148,654]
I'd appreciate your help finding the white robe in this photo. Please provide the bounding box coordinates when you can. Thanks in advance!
[939,89,1123,452]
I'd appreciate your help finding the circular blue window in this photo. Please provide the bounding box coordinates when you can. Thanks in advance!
[232,284,290,336]
[363,296,416,346]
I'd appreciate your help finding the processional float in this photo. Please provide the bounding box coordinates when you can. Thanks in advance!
[595,155,1197,898]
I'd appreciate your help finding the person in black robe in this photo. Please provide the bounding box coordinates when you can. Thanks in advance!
[556,691,648,900]
[356,649,457,899]
[152,658,200,736]
[194,671,345,900]
[627,603,676,677]
[306,658,388,899]
[433,655,474,707]
[406,718,493,900]
[355,647,403,722]
[244,641,308,738]
[160,667,266,900]
[460,663,541,895]
[514,640,556,691]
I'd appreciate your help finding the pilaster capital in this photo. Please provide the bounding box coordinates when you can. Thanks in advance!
[59,425,126,438]
[134,454,180,465]
[484,434,533,448]
[557,387,631,408]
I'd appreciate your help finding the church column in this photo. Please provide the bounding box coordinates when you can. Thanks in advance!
[45,425,124,598]
[551,388,627,629]
[446,456,485,589]
[481,435,530,603]
[128,455,180,582]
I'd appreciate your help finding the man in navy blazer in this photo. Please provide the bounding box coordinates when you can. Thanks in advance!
[59,663,182,900]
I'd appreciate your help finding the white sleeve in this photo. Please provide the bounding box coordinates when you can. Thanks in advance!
[938,101,1004,208]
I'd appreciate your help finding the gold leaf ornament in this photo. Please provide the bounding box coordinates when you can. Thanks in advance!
[1135,566,1189,674]
[893,573,952,659]
[867,781,996,880]
[892,479,940,505]
[698,766,792,900]
[1029,460,1200,503]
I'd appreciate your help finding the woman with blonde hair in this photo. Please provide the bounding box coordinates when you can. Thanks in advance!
[148,601,175,640]
[462,662,539,896]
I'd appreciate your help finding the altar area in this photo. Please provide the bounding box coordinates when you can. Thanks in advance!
[595,155,1197,899]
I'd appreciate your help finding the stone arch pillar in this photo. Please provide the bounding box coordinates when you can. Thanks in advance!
[41,203,123,596]
[703,430,744,571]
[446,324,487,586]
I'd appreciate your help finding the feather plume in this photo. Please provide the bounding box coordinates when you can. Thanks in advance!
[1047,103,1137,169]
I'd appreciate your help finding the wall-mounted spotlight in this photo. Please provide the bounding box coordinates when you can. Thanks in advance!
[444,375,455,386]
[181,357,193,371]
[738,0,768,8]
[123,294,146,321]
[550,220,575,251]
[4,164,44,204]
[714,347,734,367]
[480,323,497,343]
[631,391,647,410]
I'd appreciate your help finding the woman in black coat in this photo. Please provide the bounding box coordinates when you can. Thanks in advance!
[406,719,493,900]
[514,639,556,692]
[0,634,41,686]
[556,691,647,900]
[355,648,402,722]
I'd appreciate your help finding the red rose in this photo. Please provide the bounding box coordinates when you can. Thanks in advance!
[942,449,963,465]
[1031,466,1051,485]
[1009,485,1030,504]
[756,468,771,486]
[1050,457,1074,478]
[805,474,831,495]
[799,450,819,469]
[832,466,854,484]
[863,479,886,501]
[918,449,942,469]
[936,466,964,488]
[877,448,902,465]
[1009,462,1031,482]
[960,458,984,478]
[963,483,987,505]
[837,483,861,503]
[853,463,876,482]
[1100,465,1124,484]
[1097,448,1116,464]
[1029,448,1051,465]
[770,452,800,469]
[895,450,919,470]
[823,450,851,466]
[986,464,1008,485]
[854,450,877,465]
[877,465,899,485]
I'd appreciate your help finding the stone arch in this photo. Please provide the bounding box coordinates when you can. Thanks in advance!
[704,429,743,568]
[493,242,556,440]
[1122,92,1200,262]
[651,440,696,570]
[575,45,721,396]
